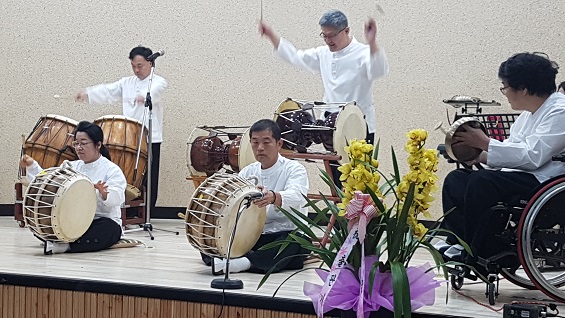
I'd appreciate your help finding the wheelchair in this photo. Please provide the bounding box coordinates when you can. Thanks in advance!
[437,97,565,305]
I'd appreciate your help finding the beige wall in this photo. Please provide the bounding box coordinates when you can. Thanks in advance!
[2,0,565,220]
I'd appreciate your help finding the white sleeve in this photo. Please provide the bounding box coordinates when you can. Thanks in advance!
[278,163,309,215]
[25,161,43,182]
[275,37,321,74]
[86,79,123,105]
[148,76,168,104]
[487,108,565,170]
[98,165,126,208]
[366,48,389,80]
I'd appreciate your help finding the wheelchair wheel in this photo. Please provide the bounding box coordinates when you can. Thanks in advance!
[450,268,464,290]
[500,267,536,290]
[518,178,565,302]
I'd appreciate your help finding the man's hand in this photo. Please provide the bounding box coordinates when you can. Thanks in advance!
[258,20,281,48]
[75,91,88,102]
[252,185,276,208]
[364,18,378,45]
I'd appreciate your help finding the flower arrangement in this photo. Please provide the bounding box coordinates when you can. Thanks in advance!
[258,129,446,318]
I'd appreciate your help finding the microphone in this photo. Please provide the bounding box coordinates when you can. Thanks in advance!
[244,192,264,200]
[146,50,165,62]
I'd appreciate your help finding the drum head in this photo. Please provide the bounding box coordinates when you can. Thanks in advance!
[186,128,211,177]
[53,177,97,242]
[333,103,367,162]
[237,128,255,172]
[44,114,80,126]
[95,115,143,126]
[274,98,301,122]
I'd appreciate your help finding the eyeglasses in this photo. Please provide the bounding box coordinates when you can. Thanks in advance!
[500,85,511,95]
[72,141,93,149]
[319,27,347,40]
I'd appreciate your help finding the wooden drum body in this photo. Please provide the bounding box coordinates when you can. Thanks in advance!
[24,114,79,169]
[95,115,148,201]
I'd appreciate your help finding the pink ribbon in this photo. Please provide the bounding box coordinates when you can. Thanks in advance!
[345,191,378,244]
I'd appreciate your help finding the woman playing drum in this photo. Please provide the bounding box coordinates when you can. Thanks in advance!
[21,121,127,255]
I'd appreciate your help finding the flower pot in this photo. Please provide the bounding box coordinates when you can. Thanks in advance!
[339,307,395,318]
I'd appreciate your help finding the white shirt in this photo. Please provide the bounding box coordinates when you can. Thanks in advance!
[275,37,389,133]
[26,156,127,226]
[487,93,565,182]
[86,75,168,143]
[238,154,309,234]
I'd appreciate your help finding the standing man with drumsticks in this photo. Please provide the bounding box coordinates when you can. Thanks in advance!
[205,119,310,275]
[259,10,389,187]
[75,46,168,214]
[21,121,127,254]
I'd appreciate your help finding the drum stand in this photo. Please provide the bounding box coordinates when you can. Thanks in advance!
[124,58,179,240]
[211,198,254,290]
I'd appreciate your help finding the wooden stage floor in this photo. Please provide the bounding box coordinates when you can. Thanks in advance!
[0,217,556,317]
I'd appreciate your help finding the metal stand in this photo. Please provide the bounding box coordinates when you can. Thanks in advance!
[211,199,252,290]
[124,57,178,240]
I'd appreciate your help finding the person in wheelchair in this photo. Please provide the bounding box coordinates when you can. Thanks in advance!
[439,52,565,275]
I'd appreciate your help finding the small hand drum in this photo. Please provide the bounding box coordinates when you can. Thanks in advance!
[185,173,266,258]
[274,98,366,162]
[23,166,97,242]
[444,117,488,162]
[186,127,255,177]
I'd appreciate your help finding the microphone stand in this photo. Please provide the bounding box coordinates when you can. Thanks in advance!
[124,56,179,239]
[211,198,253,289]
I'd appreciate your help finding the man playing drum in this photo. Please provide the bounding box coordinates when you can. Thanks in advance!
[21,121,127,254]
[75,46,167,213]
[205,119,310,275]
[439,53,565,270]
[259,10,389,187]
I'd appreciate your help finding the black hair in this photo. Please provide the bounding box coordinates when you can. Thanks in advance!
[498,52,559,97]
[129,46,153,60]
[74,121,111,160]
[249,119,281,141]
[558,81,565,92]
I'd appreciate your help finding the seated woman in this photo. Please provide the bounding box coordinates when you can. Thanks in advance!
[21,121,127,255]
[440,52,565,268]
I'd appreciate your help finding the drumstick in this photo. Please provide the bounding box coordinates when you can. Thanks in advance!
[260,0,263,20]
[53,94,75,100]
[376,3,385,15]
[18,134,26,179]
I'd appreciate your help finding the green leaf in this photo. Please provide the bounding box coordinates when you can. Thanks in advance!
[372,138,381,160]
[387,183,415,261]
[257,253,315,291]
[391,261,412,318]
[391,146,401,185]
[365,185,386,214]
